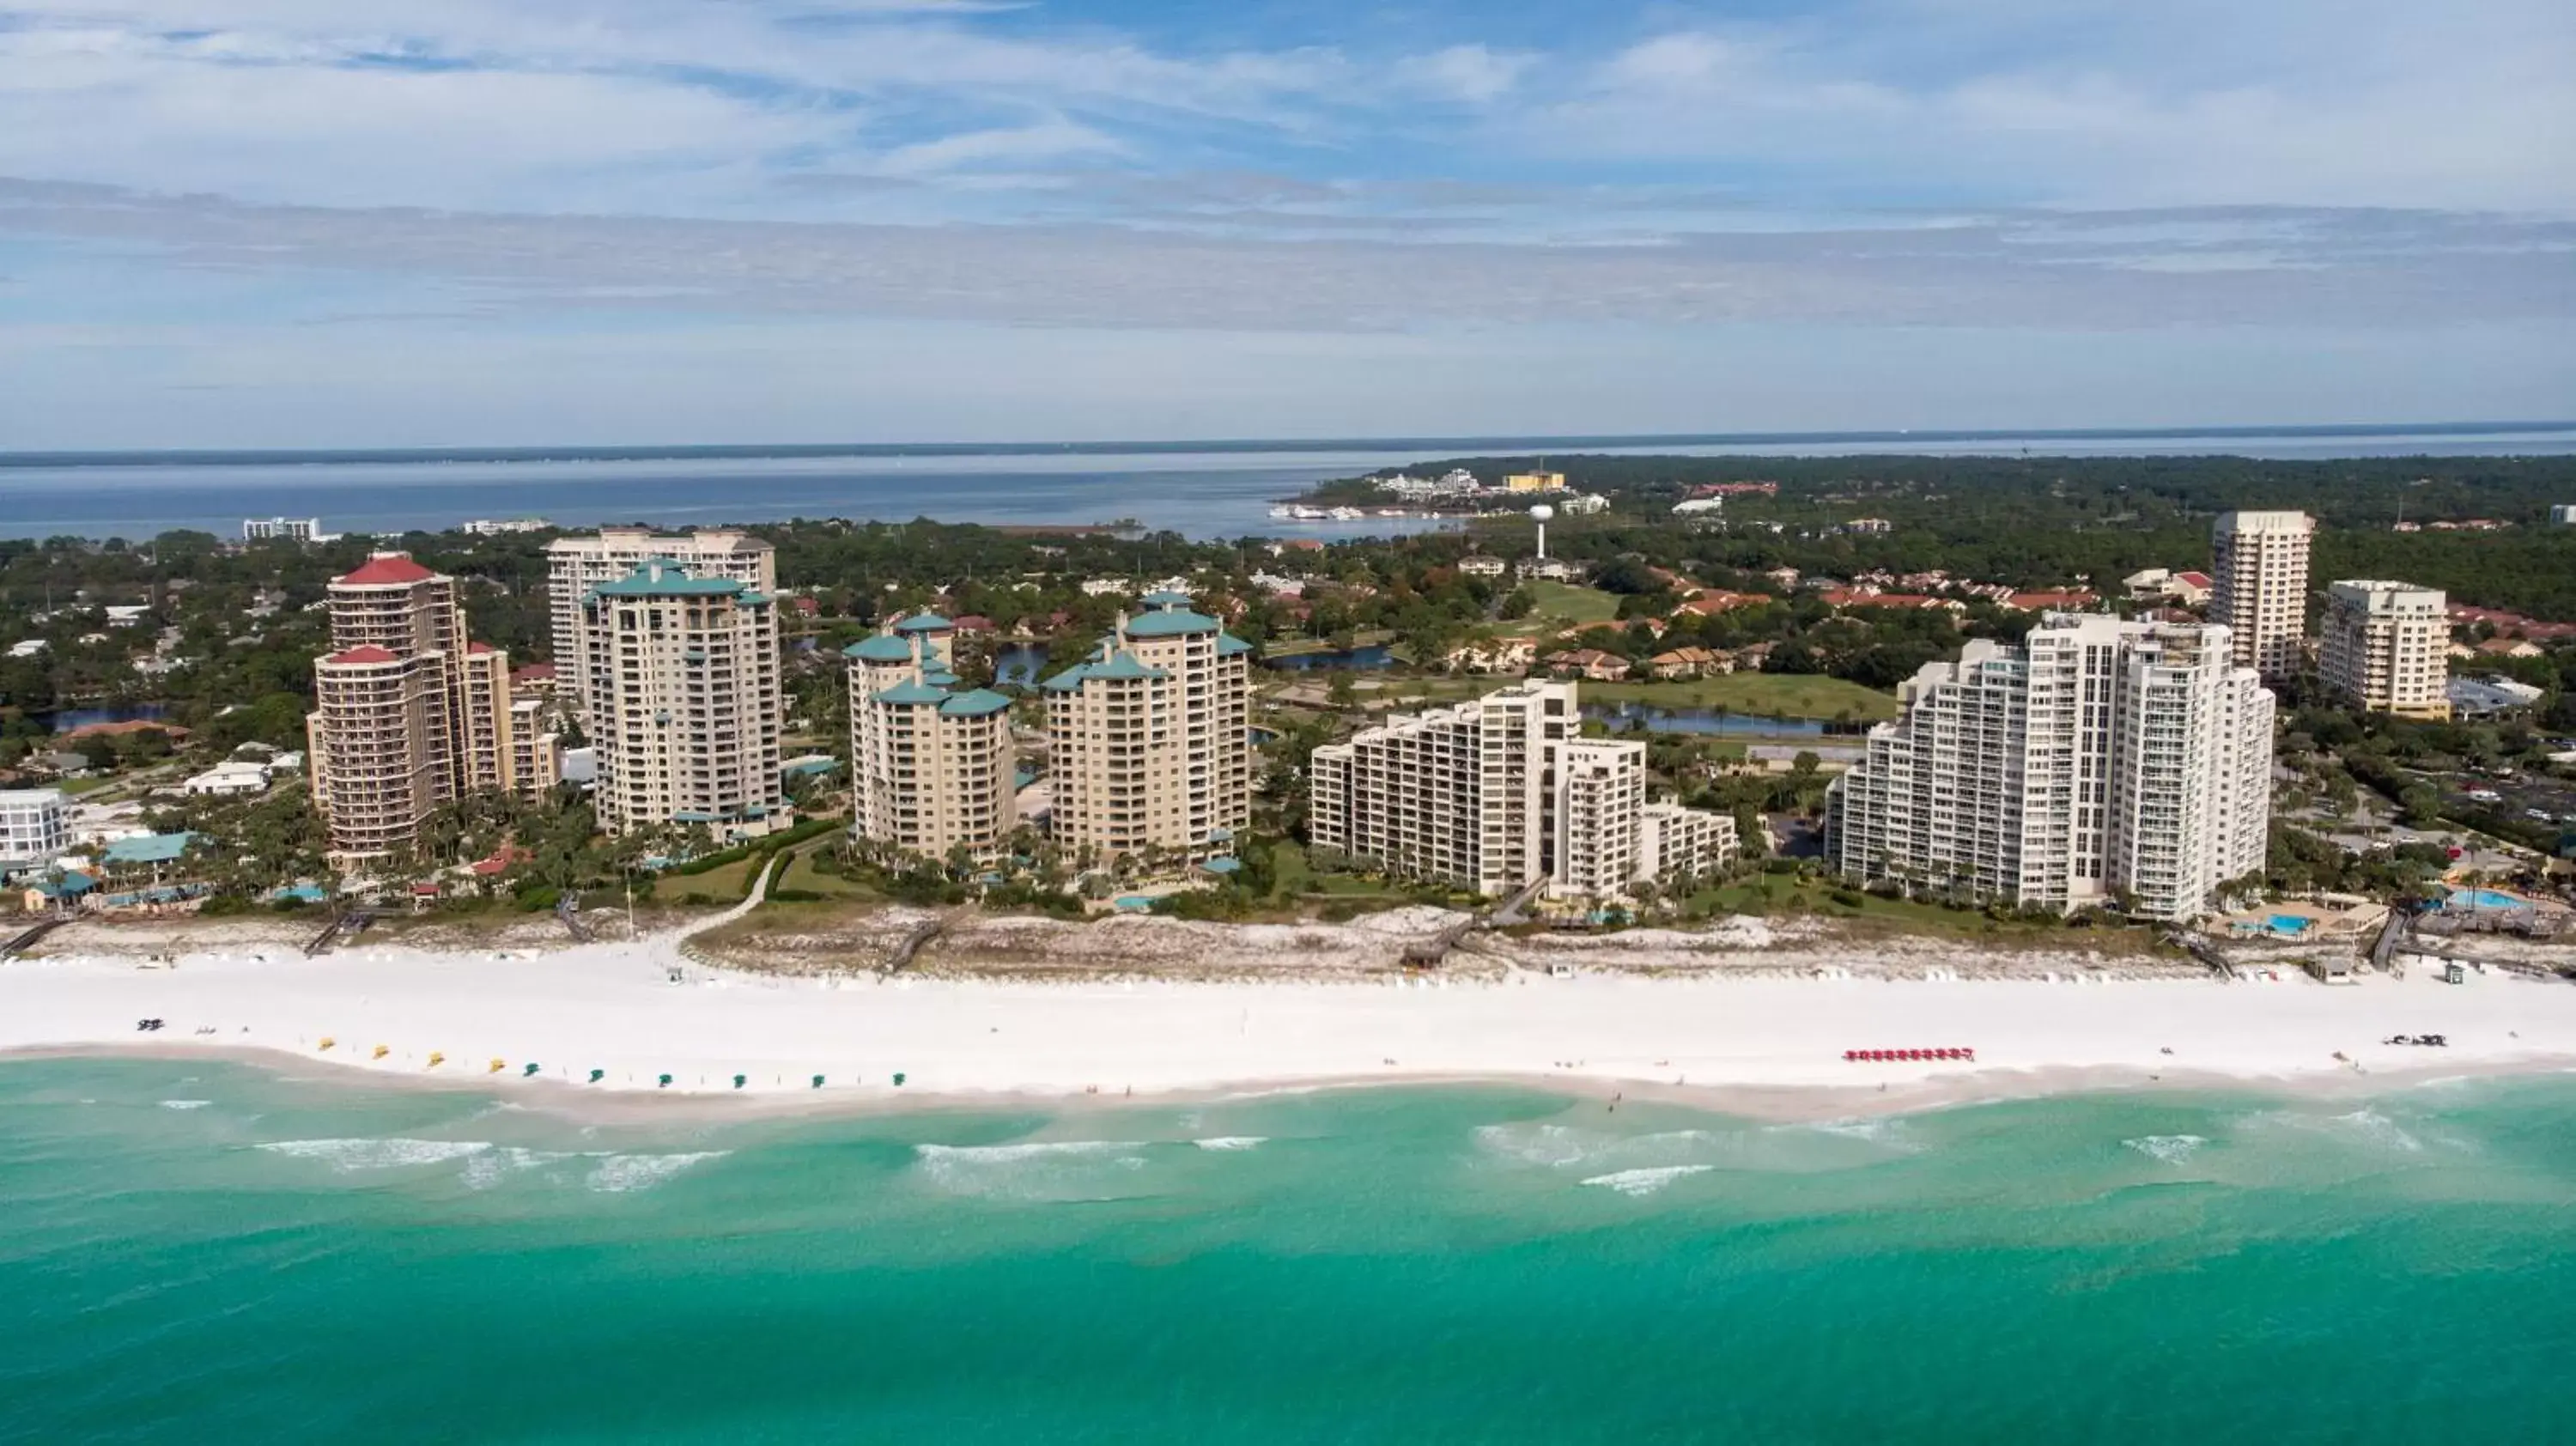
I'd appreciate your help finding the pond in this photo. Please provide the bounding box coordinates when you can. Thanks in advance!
[1264,644,1394,672]
[1583,702,1850,738]
[993,643,1047,687]
[42,703,173,733]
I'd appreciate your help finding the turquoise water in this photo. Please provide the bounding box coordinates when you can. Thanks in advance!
[2447,888,2526,911]
[5,1060,2575,1444]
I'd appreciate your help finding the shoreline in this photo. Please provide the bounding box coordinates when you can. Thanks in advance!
[7,1037,2568,1128]
[7,937,2573,1126]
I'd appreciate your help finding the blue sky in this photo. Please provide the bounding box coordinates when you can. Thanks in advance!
[0,0,2569,447]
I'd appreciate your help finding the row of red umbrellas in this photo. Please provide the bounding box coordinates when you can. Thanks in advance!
[1844,1048,1974,1061]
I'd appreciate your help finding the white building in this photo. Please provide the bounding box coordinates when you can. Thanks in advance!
[1556,492,1611,515]
[2320,580,2451,720]
[1456,556,1508,578]
[242,517,326,542]
[546,529,775,719]
[2210,510,2314,680]
[1042,595,1253,863]
[846,615,1018,862]
[1672,497,1725,516]
[462,518,552,535]
[2550,504,2576,526]
[578,559,787,840]
[183,761,274,796]
[0,789,68,877]
[1307,678,1733,900]
[1824,614,2272,921]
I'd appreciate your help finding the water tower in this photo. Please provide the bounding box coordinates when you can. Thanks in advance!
[1528,503,1554,562]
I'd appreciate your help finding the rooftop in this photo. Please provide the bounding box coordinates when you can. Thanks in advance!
[1122,608,1221,638]
[322,644,402,666]
[895,612,954,634]
[335,553,437,586]
[846,634,915,664]
[589,559,752,598]
[939,689,1012,718]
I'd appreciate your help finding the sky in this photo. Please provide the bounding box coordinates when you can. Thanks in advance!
[0,0,2570,447]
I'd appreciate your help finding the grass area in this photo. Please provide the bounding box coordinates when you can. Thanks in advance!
[772,841,877,900]
[1697,872,2160,951]
[652,854,764,903]
[1522,581,1621,627]
[60,776,116,796]
[1589,675,1899,722]
[1262,628,1393,659]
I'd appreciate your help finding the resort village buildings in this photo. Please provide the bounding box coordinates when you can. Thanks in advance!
[2210,510,2315,680]
[1041,594,1254,864]
[1823,614,2273,921]
[305,553,544,864]
[846,614,1018,862]
[2321,581,2451,720]
[1307,679,1736,900]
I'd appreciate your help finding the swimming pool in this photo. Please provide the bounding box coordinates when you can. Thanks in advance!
[2264,914,2317,936]
[2447,887,2525,910]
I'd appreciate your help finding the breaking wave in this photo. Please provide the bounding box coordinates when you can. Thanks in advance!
[1581,1165,1715,1197]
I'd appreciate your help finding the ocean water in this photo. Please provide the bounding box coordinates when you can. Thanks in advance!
[4,424,2572,542]
[3,1060,2573,1444]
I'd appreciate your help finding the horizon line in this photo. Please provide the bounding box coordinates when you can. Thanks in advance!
[5,420,2574,470]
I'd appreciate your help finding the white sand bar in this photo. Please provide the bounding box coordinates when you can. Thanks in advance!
[4,939,2573,1111]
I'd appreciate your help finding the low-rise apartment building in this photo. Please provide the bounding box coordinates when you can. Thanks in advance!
[2320,580,2451,720]
[0,788,67,878]
[1307,678,1735,900]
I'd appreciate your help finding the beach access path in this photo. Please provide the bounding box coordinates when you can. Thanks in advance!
[4,927,2573,1115]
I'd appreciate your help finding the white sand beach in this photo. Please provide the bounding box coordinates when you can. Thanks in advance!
[4,926,2573,1116]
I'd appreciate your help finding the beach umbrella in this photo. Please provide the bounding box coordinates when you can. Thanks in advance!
[488,1058,507,1073]
[372,1045,389,1060]
[893,1072,907,1087]
[427,1052,445,1068]
[317,1036,335,1051]
[811,1075,825,1089]
[658,1073,673,1088]
[732,1074,747,1090]
[589,1068,605,1084]
[523,1063,540,1077]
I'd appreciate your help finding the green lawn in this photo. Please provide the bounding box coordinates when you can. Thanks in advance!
[1589,675,1899,722]
[652,854,764,903]
[1523,581,1622,627]
[1263,629,1393,659]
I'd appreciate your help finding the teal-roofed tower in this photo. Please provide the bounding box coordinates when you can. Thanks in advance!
[1042,592,1251,864]
[578,559,787,840]
[845,612,1018,861]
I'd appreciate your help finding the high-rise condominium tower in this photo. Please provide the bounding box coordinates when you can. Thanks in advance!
[2210,510,2315,680]
[1042,593,1252,862]
[306,553,532,863]
[578,559,787,840]
[1824,614,2272,921]
[2320,580,2451,720]
[548,529,775,716]
[847,613,1018,862]
[1307,678,1735,899]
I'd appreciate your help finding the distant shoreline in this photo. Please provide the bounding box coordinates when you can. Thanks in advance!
[8,420,2573,470]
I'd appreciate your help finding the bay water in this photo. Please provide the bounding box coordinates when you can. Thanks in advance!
[3,1058,2573,1443]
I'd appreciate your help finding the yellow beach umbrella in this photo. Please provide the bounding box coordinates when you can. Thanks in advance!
[427,1051,445,1068]
[317,1036,335,1051]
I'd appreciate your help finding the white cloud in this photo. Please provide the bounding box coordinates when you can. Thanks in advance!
[1417,45,1533,104]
